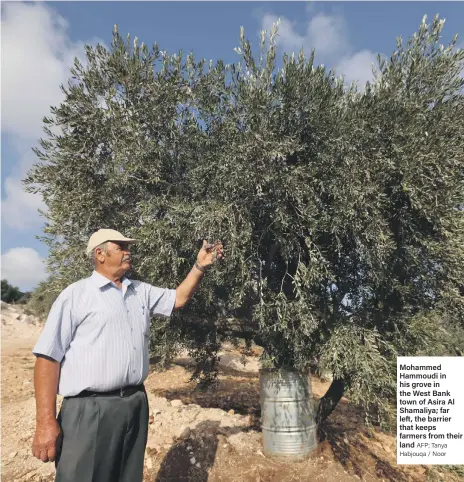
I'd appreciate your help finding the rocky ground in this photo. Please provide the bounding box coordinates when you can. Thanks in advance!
[1,301,462,481]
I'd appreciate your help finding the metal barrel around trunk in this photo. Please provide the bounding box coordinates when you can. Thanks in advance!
[259,368,317,459]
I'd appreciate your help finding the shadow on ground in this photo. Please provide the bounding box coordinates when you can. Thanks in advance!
[150,361,261,420]
[154,420,220,482]
[153,421,254,482]
[317,399,407,482]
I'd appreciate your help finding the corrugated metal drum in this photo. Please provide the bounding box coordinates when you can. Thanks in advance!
[259,368,317,459]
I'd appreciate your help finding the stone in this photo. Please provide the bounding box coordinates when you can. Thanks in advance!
[228,409,235,416]
[146,458,153,470]
[146,446,159,456]
[24,316,36,325]
[190,457,196,465]
[170,399,183,408]
[195,463,201,468]
[9,451,18,458]
[176,426,191,440]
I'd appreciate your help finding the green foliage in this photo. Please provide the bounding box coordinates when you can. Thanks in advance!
[26,278,62,321]
[1,279,24,303]
[25,15,464,424]
[17,292,31,305]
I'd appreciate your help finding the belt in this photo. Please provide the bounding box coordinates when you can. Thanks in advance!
[68,384,145,399]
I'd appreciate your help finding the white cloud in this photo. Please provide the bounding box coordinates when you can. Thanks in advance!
[262,12,348,59]
[1,247,47,291]
[1,145,48,230]
[262,14,305,53]
[260,11,378,87]
[1,2,104,230]
[305,13,349,58]
[337,49,378,88]
[2,175,46,230]
[1,2,87,140]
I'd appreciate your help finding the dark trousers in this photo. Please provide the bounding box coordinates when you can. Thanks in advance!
[55,388,149,482]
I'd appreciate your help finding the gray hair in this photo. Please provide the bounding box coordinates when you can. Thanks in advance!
[88,241,109,266]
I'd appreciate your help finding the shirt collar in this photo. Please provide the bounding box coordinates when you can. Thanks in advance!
[91,271,132,289]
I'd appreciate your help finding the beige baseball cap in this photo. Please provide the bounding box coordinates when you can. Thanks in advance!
[86,229,136,255]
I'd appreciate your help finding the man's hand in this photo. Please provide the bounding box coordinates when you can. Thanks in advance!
[197,239,224,269]
[175,239,225,309]
[32,419,61,463]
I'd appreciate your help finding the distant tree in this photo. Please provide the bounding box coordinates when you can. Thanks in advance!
[1,279,24,303]
[17,292,31,305]
[25,15,464,427]
[26,279,59,321]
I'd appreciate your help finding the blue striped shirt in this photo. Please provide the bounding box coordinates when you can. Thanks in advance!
[33,271,176,396]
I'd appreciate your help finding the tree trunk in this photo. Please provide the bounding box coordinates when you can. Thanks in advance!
[316,378,345,424]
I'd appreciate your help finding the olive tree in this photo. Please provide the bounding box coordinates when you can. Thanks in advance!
[25,15,464,426]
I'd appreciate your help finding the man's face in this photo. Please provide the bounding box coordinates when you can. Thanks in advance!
[97,241,132,272]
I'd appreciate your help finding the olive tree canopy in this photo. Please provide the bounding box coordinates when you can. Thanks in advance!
[26,16,464,425]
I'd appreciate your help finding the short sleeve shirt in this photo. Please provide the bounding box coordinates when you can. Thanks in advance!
[32,271,176,396]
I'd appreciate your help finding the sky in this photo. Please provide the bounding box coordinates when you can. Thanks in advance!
[1,1,463,291]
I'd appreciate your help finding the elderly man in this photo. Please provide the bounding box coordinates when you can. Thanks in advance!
[31,228,224,482]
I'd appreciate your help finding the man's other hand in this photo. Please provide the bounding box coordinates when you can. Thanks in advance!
[32,419,61,463]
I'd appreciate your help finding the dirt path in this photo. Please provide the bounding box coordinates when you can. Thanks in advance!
[1,303,460,482]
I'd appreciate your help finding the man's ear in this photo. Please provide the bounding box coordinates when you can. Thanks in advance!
[95,248,105,263]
